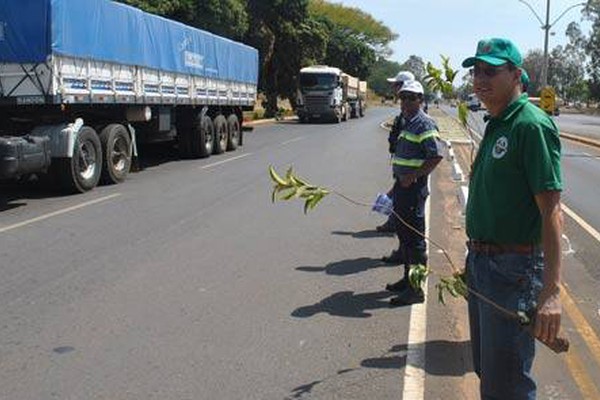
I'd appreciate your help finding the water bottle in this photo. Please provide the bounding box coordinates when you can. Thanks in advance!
[372,193,393,216]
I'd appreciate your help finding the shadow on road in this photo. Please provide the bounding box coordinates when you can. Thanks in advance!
[287,340,473,398]
[296,257,393,276]
[291,290,393,318]
[361,340,474,376]
[331,229,395,239]
[0,178,68,212]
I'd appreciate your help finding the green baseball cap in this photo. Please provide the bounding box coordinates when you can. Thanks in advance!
[520,68,530,86]
[462,38,523,68]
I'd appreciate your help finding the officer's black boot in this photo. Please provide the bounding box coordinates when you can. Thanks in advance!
[389,248,426,305]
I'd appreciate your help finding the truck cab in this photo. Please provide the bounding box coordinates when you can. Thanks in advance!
[296,66,346,123]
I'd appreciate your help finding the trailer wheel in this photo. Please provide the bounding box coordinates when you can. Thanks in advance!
[226,114,240,151]
[213,115,228,154]
[202,115,215,155]
[194,114,213,158]
[359,101,365,117]
[56,126,102,193]
[99,124,132,184]
[334,108,342,124]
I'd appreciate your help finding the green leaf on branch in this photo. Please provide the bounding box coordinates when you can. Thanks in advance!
[269,165,330,214]
[408,264,430,290]
[435,270,467,305]
[458,102,469,128]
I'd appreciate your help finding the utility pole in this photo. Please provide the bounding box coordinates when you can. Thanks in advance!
[541,0,551,88]
[518,0,586,89]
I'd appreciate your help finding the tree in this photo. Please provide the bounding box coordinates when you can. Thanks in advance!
[368,58,403,97]
[584,0,600,103]
[308,0,397,57]
[320,20,376,79]
[522,50,545,95]
[246,0,325,116]
[115,0,196,24]
[401,56,426,82]
[194,0,249,40]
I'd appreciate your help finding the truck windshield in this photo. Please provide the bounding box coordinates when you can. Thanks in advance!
[300,73,337,90]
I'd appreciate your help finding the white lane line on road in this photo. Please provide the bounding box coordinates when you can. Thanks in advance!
[401,187,430,400]
[562,203,600,244]
[281,137,304,146]
[0,193,121,234]
[200,153,252,169]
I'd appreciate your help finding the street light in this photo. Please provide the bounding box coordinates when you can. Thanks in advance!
[518,0,586,88]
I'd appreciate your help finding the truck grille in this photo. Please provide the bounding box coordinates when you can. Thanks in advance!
[304,95,330,111]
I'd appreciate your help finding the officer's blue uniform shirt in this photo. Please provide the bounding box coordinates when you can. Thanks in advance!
[392,109,443,179]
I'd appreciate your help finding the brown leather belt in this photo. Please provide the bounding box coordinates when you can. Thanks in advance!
[467,240,536,255]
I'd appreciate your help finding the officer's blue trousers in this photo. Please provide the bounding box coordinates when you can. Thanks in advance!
[392,178,428,265]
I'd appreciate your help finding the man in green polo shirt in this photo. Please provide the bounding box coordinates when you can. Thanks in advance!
[462,38,563,399]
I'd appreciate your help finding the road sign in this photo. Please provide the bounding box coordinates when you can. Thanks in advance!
[540,86,556,114]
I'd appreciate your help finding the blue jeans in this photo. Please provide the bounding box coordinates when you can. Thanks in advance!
[466,250,544,400]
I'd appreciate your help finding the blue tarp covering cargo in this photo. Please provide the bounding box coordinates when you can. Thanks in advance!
[0,0,258,85]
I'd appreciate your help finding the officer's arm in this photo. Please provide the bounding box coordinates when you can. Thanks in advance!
[400,157,442,186]
[533,190,563,344]
[388,116,402,153]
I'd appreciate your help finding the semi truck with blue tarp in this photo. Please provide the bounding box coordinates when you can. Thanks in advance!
[0,0,258,192]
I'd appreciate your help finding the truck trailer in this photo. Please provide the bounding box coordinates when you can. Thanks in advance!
[0,0,258,193]
[296,65,366,123]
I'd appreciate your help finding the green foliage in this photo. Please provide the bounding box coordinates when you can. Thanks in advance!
[408,264,430,291]
[436,271,467,305]
[194,0,249,40]
[424,56,457,99]
[457,102,469,128]
[115,0,196,24]
[308,0,397,56]
[321,22,376,79]
[584,1,600,102]
[269,166,329,214]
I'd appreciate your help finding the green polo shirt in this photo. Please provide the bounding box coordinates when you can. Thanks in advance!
[466,94,562,244]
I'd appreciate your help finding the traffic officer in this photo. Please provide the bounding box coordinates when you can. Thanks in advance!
[387,80,444,306]
[377,71,415,234]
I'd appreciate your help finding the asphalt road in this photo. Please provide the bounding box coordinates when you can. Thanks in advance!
[2,106,600,399]
[0,108,434,399]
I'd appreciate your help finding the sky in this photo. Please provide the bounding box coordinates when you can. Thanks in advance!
[337,0,590,79]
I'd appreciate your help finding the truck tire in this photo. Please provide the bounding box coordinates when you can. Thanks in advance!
[213,115,227,154]
[359,101,365,117]
[202,115,216,154]
[56,126,102,193]
[194,114,212,158]
[99,124,132,184]
[334,108,342,124]
[226,114,240,151]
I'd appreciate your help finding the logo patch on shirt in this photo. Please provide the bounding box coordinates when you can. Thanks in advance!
[492,136,508,159]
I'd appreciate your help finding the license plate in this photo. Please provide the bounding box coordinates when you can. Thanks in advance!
[312,114,320,118]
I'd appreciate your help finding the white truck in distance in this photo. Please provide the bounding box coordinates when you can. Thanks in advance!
[296,65,366,123]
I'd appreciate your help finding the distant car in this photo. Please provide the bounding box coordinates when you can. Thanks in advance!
[466,94,481,111]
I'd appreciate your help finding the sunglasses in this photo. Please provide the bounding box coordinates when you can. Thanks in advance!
[399,93,419,102]
[470,64,509,78]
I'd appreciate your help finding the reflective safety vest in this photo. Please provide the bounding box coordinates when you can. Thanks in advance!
[392,110,442,178]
